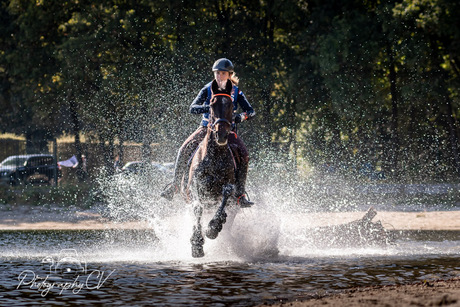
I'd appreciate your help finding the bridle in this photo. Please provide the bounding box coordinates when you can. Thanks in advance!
[209,93,233,131]
[211,118,232,130]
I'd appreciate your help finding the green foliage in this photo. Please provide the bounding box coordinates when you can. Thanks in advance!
[0,0,458,182]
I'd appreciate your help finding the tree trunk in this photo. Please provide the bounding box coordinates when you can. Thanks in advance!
[261,87,274,151]
[446,99,460,176]
[118,138,125,168]
[68,91,85,181]
[388,49,400,180]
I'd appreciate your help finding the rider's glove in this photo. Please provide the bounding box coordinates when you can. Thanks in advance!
[202,105,210,113]
[234,112,248,123]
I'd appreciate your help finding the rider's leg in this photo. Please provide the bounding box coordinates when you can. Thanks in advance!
[161,127,207,200]
[228,133,253,207]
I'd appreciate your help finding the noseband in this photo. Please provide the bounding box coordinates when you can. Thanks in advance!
[210,118,232,130]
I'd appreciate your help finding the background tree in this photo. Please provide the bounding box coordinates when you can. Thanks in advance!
[0,0,458,182]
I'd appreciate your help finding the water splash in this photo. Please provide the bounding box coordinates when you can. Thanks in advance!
[2,158,456,263]
[71,164,457,263]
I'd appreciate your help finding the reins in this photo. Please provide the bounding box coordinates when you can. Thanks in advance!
[211,93,232,100]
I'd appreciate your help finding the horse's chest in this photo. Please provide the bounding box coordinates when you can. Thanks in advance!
[197,156,233,176]
[195,155,235,189]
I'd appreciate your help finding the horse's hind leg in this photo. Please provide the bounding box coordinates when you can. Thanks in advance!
[191,204,205,258]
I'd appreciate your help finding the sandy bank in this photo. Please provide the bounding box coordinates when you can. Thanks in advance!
[265,278,460,307]
[0,205,459,231]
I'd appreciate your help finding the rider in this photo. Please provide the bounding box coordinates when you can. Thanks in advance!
[161,58,256,206]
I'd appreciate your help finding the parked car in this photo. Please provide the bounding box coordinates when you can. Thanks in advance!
[120,161,173,177]
[120,161,149,174]
[0,154,62,185]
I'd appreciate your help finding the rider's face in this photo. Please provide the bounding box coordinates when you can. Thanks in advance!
[214,70,230,83]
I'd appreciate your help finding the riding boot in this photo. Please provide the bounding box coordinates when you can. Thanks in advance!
[160,181,178,201]
[161,127,207,201]
[161,143,195,201]
[160,168,183,201]
[235,161,254,208]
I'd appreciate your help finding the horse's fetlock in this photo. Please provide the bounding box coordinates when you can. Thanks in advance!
[191,230,204,246]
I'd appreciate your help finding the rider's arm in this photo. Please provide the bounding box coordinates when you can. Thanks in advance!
[189,86,210,114]
[235,90,256,123]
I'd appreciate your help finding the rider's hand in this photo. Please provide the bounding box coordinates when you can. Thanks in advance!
[235,112,248,123]
[203,105,210,113]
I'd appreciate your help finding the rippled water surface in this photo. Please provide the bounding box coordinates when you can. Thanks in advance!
[2,179,460,305]
[1,227,459,306]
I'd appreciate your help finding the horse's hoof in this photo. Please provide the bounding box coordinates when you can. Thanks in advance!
[192,245,204,258]
[206,227,219,240]
[206,216,225,239]
[191,234,204,246]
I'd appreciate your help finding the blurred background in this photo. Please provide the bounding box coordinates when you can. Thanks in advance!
[0,0,458,206]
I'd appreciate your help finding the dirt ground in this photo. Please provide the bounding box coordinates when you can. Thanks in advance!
[1,204,460,231]
[267,278,460,307]
[1,204,459,307]
[0,204,149,230]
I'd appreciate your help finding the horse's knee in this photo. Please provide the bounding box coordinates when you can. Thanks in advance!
[223,184,234,197]
[193,204,203,217]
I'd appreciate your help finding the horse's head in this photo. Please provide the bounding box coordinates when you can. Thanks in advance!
[209,79,233,146]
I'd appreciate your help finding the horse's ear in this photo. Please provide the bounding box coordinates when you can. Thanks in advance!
[211,79,219,95]
[225,80,232,94]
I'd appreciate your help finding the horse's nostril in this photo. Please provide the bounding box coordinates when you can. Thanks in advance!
[215,135,228,146]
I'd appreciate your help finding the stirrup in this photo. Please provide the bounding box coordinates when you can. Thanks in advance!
[160,183,177,201]
[237,194,254,208]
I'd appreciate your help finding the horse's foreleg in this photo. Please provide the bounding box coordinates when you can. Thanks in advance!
[206,184,234,240]
[191,205,205,258]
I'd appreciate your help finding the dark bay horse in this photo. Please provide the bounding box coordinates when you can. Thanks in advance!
[183,79,240,258]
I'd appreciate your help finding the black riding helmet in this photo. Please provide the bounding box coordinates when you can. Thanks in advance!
[212,58,234,72]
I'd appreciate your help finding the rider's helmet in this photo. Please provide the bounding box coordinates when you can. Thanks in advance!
[212,58,234,72]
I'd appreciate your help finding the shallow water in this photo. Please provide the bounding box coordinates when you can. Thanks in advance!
[1,177,459,305]
[0,228,459,306]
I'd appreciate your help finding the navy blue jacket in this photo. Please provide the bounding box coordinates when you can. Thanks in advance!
[189,81,256,127]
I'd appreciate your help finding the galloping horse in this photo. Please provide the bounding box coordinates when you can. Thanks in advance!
[183,79,241,258]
